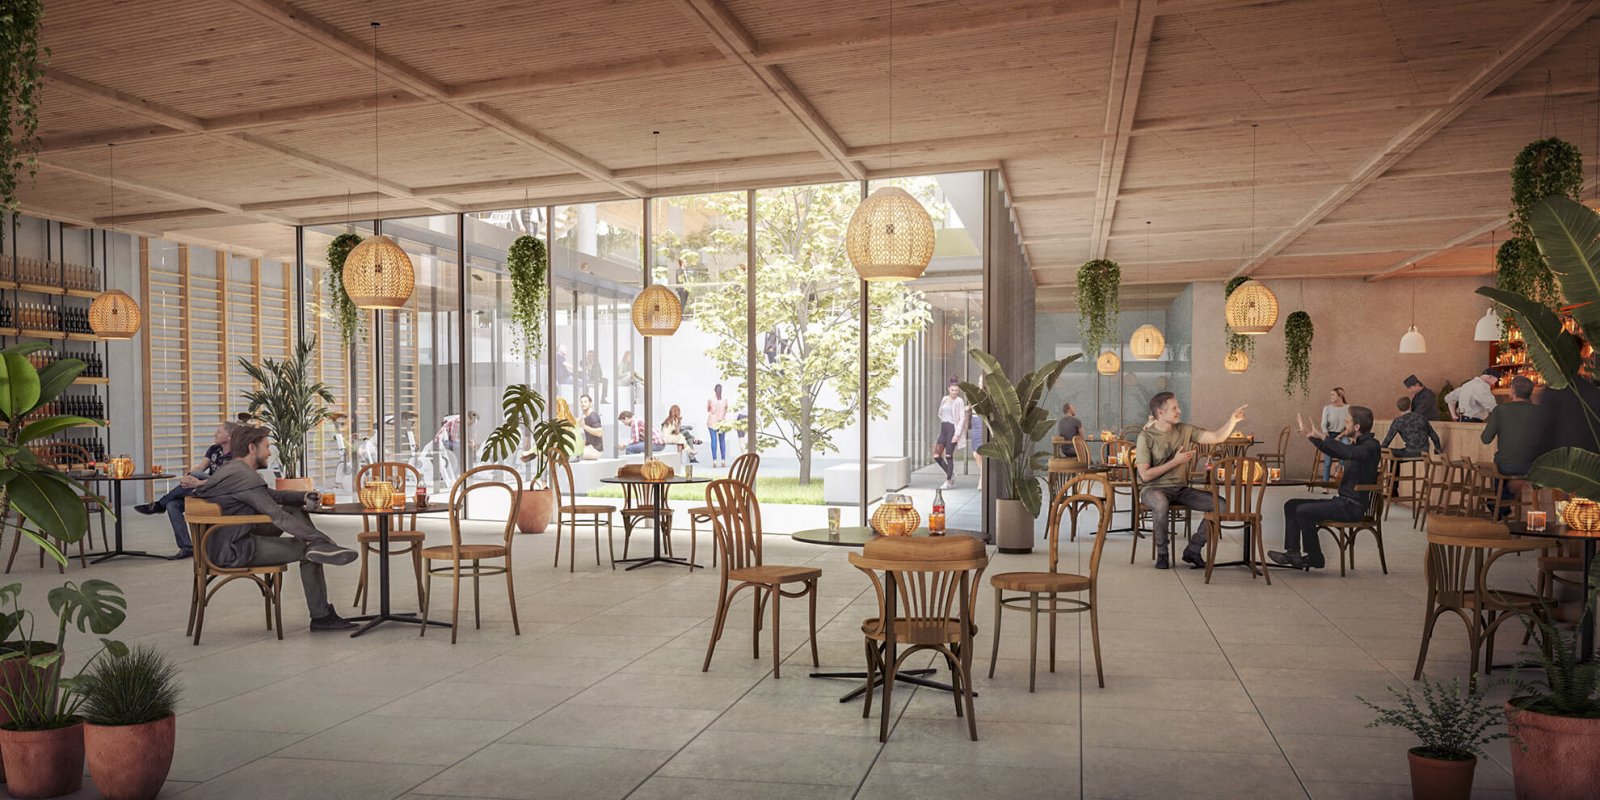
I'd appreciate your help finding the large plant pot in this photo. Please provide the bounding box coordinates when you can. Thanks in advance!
[995,498,1035,554]
[275,477,314,493]
[0,645,60,784]
[1506,702,1600,799]
[1406,749,1475,800]
[84,715,175,800]
[517,486,553,534]
[0,721,84,799]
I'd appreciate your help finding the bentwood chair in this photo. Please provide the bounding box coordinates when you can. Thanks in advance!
[1313,485,1388,577]
[352,462,427,613]
[35,441,108,550]
[687,453,759,570]
[619,463,674,560]
[1256,426,1290,472]
[1103,439,1137,535]
[548,451,616,572]
[989,474,1111,690]
[700,479,820,678]
[1417,451,1458,531]
[1128,455,1194,564]
[1414,516,1553,679]
[183,499,282,645]
[1203,457,1270,585]
[420,465,523,644]
[852,535,989,742]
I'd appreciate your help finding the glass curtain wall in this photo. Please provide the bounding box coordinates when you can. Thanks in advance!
[302,222,375,493]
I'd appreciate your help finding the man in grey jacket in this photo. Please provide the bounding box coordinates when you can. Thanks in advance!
[194,425,359,631]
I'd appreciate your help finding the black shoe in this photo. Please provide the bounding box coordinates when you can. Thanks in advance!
[1268,550,1310,570]
[306,545,358,566]
[1181,550,1206,570]
[1155,554,1170,570]
[134,503,162,516]
[310,612,357,632]
[166,550,192,561]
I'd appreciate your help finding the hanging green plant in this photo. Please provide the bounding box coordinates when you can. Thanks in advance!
[1283,311,1313,397]
[1224,276,1256,358]
[1076,259,1120,357]
[326,233,362,348]
[1501,137,1583,312]
[0,0,46,244]
[507,235,549,358]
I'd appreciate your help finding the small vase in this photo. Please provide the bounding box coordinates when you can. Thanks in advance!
[1406,749,1475,800]
[0,720,84,799]
[84,715,175,800]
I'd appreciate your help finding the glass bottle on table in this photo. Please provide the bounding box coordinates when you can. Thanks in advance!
[930,488,946,534]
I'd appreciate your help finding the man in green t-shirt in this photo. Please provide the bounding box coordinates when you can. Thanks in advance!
[1136,392,1249,570]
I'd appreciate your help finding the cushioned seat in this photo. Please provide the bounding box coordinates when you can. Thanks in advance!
[727,564,821,584]
[989,571,1089,593]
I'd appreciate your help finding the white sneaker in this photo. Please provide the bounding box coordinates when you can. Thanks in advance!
[940,479,954,490]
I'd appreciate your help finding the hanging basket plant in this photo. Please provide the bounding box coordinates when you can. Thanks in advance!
[1283,311,1313,398]
[1076,259,1120,357]
[1500,137,1583,312]
[326,233,363,348]
[1224,276,1256,358]
[507,235,549,358]
[0,0,46,245]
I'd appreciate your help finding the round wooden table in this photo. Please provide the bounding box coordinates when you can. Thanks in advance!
[599,475,710,570]
[307,501,447,637]
[1509,520,1600,662]
[790,526,986,547]
[72,471,177,562]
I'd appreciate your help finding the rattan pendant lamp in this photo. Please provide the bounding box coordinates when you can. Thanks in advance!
[633,132,682,336]
[1224,348,1250,373]
[89,143,142,340]
[342,22,414,310]
[1129,221,1165,359]
[845,0,934,282]
[1223,124,1278,335]
[1096,350,1121,376]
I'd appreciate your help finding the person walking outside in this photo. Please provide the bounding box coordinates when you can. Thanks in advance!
[935,379,966,490]
[706,384,730,468]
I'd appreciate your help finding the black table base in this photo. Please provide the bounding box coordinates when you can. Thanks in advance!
[610,480,700,571]
[353,511,448,638]
[89,477,168,563]
[811,667,945,702]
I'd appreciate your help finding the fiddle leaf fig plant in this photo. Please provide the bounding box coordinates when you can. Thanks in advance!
[326,233,363,348]
[1076,259,1120,357]
[506,236,549,359]
[1283,311,1313,398]
[959,349,1080,519]
[479,383,576,487]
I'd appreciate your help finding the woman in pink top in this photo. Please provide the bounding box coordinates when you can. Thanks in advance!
[706,384,730,467]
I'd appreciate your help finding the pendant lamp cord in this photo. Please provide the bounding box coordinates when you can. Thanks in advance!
[1249,124,1258,255]
[888,0,894,175]
[371,22,381,219]
[107,143,114,222]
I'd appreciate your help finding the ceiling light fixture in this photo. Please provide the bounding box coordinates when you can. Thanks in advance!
[90,142,141,340]
[1474,229,1501,341]
[633,131,681,336]
[342,21,414,310]
[1224,124,1278,334]
[1130,220,1165,359]
[1399,278,1427,353]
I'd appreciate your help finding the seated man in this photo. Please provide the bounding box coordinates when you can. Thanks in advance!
[1483,376,1542,477]
[616,410,664,455]
[1269,406,1380,570]
[1380,396,1441,457]
[1135,392,1248,570]
[134,421,237,560]
[193,426,360,631]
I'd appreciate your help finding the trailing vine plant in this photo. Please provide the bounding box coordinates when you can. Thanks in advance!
[0,0,47,245]
[1224,276,1256,359]
[506,235,549,358]
[1283,311,1313,398]
[1498,137,1583,317]
[326,233,362,348]
[1076,259,1120,357]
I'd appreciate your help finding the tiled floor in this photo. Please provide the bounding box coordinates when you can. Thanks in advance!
[0,473,1548,799]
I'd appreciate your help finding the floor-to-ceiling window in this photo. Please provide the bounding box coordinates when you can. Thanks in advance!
[377,215,462,492]
[302,222,376,492]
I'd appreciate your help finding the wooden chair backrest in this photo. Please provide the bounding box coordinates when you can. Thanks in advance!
[849,536,988,647]
[33,441,94,470]
[616,463,664,509]
[1071,434,1088,463]
[447,464,522,551]
[356,461,423,532]
[1046,473,1110,578]
[1209,456,1268,519]
[1276,426,1290,456]
[182,498,273,573]
[728,453,760,487]
[547,450,577,512]
[705,478,762,574]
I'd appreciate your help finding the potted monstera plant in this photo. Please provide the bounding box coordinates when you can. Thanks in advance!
[959,349,1078,553]
[480,384,577,533]
[240,336,335,491]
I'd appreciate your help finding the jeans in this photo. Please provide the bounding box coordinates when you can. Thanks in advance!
[936,422,956,479]
[1140,486,1213,557]
[1282,496,1364,566]
[625,442,666,455]
[708,429,727,461]
[156,484,195,552]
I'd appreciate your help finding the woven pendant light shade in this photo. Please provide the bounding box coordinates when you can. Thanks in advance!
[342,235,414,309]
[88,289,141,339]
[1129,324,1165,360]
[846,187,935,282]
[632,284,682,336]
[1223,279,1278,334]
[1224,349,1250,373]
[1096,351,1121,376]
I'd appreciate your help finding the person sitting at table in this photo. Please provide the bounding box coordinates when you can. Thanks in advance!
[193,425,359,632]
[133,421,238,560]
[1381,396,1441,457]
[1135,392,1248,570]
[1056,403,1082,458]
[1269,406,1380,570]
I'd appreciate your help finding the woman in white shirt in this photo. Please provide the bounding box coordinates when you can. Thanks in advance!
[1319,387,1349,481]
[936,380,966,489]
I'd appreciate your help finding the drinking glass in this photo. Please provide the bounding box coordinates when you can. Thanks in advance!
[1528,510,1548,531]
[1268,467,1282,483]
[321,491,336,507]
[828,507,841,540]
[390,492,405,510]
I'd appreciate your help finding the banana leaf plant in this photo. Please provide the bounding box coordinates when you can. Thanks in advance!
[959,349,1080,519]
[479,384,577,488]
[0,341,109,567]
[1480,195,1600,500]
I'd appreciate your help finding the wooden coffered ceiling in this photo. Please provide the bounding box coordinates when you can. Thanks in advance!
[22,0,1600,306]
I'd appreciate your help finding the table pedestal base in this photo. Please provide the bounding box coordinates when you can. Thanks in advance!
[89,549,166,564]
[614,555,699,571]
[347,611,452,638]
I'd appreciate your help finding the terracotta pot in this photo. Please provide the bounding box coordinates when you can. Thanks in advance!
[517,486,553,534]
[1506,702,1600,799]
[84,715,175,800]
[0,720,83,799]
[0,645,60,784]
[275,477,314,493]
[1406,749,1475,800]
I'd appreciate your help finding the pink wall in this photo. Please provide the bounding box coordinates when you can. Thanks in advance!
[1188,276,1491,478]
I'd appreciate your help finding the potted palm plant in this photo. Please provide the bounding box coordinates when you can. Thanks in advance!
[239,335,336,491]
[959,349,1078,553]
[80,645,180,800]
[1479,194,1600,799]
[1360,676,1506,800]
[0,580,127,799]
[480,384,577,533]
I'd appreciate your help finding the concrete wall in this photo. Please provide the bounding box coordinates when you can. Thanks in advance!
[1187,276,1492,477]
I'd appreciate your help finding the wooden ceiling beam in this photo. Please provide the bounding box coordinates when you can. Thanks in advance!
[34,160,298,227]
[753,0,1120,62]
[1231,0,1600,280]
[675,0,865,181]
[1087,0,1158,260]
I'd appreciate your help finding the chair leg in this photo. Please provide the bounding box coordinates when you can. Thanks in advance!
[450,561,462,644]
[1028,593,1039,693]
[420,567,433,637]
[689,515,697,571]
[1048,593,1058,672]
[186,572,200,637]
[752,588,764,659]
[1089,591,1104,688]
[192,575,209,646]
[702,582,729,672]
[1414,606,1443,680]
[879,640,896,742]
[411,545,425,609]
[770,584,782,678]
[807,580,819,668]
[1204,523,1218,584]
[607,515,616,569]
[1372,530,1388,575]
[988,588,1003,679]
[960,644,978,741]
[272,574,284,640]
[862,637,877,720]
[1256,523,1271,586]
[472,559,482,630]
[506,555,521,636]
[552,515,563,569]
[354,542,370,611]
[3,519,18,574]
